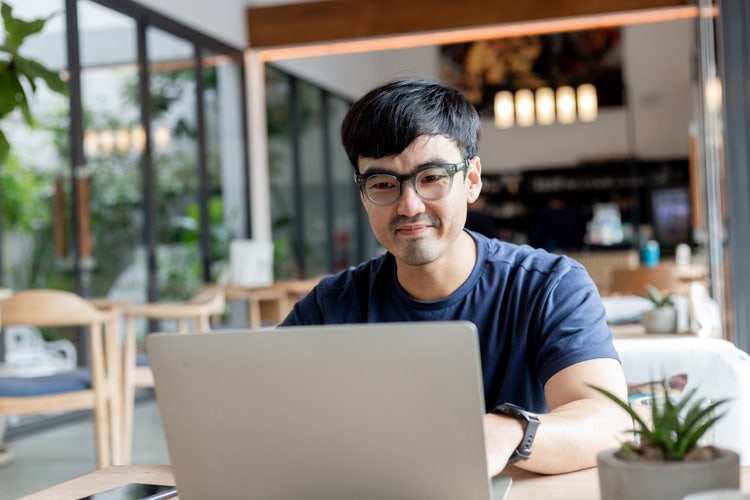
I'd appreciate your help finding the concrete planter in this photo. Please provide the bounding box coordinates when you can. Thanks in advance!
[598,448,740,500]
[641,306,678,333]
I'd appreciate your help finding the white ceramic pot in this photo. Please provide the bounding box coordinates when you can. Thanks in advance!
[641,306,678,333]
[598,448,740,500]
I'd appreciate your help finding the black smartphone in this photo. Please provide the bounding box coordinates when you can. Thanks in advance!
[79,483,177,500]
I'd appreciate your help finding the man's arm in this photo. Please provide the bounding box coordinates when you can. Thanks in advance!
[483,357,631,476]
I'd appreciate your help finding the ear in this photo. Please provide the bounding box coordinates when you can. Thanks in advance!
[466,156,483,203]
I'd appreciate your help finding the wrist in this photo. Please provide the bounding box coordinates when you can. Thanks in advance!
[490,403,540,465]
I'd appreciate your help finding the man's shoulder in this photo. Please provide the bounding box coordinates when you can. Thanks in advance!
[482,238,579,273]
[316,253,392,293]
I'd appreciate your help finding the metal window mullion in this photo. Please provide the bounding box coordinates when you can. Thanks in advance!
[195,45,211,282]
[66,0,91,367]
[321,92,335,272]
[289,77,306,277]
[137,19,158,302]
[66,0,85,297]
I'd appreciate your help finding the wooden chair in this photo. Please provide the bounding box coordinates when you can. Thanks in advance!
[562,249,640,295]
[0,289,121,468]
[610,261,685,296]
[121,284,225,464]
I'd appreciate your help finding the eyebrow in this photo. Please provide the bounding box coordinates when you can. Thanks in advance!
[361,157,455,176]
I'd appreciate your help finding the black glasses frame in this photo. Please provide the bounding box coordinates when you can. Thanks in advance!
[354,158,469,205]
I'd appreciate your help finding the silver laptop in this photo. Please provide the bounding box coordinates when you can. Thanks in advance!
[147,321,511,500]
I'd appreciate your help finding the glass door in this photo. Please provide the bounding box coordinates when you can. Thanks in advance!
[78,0,142,300]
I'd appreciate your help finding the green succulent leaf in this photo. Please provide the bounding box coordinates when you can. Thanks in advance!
[643,284,674,308]
[589,378,730,461]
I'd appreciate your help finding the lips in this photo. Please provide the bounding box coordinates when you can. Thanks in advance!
[396,224,429,236]
[389,215,438,233]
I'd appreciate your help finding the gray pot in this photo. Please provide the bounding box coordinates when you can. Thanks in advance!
[641,306,678,333]
[598,448,740,500]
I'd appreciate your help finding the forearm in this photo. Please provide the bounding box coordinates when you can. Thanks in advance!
[484,358,630,476]
[512,398,631,474]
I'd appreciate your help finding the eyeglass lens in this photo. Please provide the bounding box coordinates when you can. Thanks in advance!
[363,166,457,204]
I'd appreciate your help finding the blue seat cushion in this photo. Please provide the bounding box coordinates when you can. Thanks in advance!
[0,368,92,397]
[136,352,149,367]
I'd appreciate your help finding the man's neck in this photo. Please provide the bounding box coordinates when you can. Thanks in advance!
[395,232,478,302]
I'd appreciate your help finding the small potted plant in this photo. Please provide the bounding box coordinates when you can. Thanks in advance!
[592,380,740,500]
[640,284,677,333]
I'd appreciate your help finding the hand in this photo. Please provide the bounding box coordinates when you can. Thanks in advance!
[483,412,525,477]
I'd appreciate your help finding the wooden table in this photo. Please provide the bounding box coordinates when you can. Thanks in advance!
[23,464,750,499]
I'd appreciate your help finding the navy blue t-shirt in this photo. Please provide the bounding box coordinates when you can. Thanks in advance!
[280,230,618,413]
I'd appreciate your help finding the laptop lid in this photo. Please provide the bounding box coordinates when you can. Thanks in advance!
[147,321,503,500]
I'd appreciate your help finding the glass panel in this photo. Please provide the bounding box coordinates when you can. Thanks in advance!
[266,66,296,279]
[147,28,200,300]
[78,0,141,299]
[1,0,69,291]
[328,96,360,270]
[202,49,245,281]
[296,81,327,277]
[326,95,381,263]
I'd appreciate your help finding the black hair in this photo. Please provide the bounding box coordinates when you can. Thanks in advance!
[340,78,481,172]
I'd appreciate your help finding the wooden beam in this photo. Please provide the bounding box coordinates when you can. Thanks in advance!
[247,0,691,49]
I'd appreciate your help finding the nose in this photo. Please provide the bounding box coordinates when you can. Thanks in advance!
[396,181,425,217]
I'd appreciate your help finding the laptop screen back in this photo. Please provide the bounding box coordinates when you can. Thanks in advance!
[147,321,494,500]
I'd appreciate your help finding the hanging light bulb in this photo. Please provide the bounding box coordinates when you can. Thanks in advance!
[83,129,100,158]
[535,87,555,126]
[577,84,598,122]
[99,129,115,156]
[154,124,171,152]
[131,124,146,154]
[515,89,535,127]
[556,86,576,124]
[115,127,131,155]
[494,91,515,129]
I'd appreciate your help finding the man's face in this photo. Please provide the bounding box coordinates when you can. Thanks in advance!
[357,135,482,268]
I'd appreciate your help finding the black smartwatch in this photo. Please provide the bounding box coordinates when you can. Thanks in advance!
[490,402,540,465]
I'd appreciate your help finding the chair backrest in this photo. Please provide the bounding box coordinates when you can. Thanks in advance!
[0,290,119,387]
[0,288,120,468]
[189,284,226,317]
[610,261,683,296]
[562,250,639,295]
[1,289,112,327]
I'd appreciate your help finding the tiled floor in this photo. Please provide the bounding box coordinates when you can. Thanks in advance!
[0,397,170,500]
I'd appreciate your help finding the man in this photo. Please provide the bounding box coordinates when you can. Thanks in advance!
[280,78,629,476]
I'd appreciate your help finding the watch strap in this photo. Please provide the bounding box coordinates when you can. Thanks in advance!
[491,402,540,464]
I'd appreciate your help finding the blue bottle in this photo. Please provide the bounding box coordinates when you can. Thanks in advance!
[641,240,660,268]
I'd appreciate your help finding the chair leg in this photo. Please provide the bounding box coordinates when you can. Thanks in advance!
[93,396,112,469]
[197,314,210,332]
[90,328,112,469]
[121,314,137,465]
[104,317,123,465]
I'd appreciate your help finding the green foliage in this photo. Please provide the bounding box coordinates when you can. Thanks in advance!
[642,284,674,308]
[0,152,50,231]
[591,379,729,461]
[0,1,67,163]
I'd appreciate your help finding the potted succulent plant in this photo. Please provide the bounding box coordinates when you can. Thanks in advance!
[640,284,678,333]
[592,380,740,500]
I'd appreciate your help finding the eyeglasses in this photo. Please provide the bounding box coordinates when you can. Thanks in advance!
[354,159,469,205]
